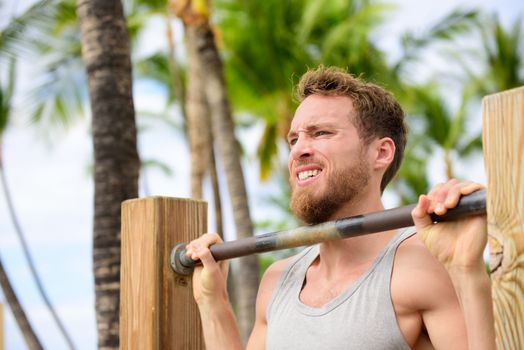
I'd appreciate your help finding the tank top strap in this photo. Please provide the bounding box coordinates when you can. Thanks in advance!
[368,226,418,292]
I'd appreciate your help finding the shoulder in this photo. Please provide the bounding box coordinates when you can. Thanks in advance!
[257,255,295,309]
[255,248,310,320]
[392,233,457,310]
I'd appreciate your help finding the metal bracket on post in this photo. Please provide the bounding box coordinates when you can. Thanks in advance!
[170,243,194,275]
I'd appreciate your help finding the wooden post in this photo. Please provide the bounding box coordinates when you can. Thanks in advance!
[483,86,524,349]
[120,197,206,349]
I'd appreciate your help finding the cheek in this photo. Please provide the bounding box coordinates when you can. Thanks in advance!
[288,158,296,184]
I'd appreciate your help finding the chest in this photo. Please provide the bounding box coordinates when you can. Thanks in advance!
[299,267,368,308]
[267,263,412,350]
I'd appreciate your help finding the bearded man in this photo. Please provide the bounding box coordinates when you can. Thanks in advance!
[185,66,495,349]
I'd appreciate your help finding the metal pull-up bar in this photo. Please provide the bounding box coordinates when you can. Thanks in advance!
[170,190,486,275]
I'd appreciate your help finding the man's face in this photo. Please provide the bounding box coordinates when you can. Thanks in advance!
[287,95,370,224]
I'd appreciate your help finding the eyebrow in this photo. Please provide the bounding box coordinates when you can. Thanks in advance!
[287,123,338,140]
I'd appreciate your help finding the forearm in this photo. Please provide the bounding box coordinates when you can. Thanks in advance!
[197,299,243,350]
[449,265,496,350]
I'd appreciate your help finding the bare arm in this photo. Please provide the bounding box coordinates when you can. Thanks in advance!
[411,180,496,350]
[186,234,290,350]
[186,234,242,350]
[447,265,494,350]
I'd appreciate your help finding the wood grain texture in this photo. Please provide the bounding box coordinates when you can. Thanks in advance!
[120,197,206,350]
[483,86,524,349]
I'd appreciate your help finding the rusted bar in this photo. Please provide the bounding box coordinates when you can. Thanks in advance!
[171,190,486,275]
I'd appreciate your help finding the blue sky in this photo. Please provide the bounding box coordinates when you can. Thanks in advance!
[0,0,522,348]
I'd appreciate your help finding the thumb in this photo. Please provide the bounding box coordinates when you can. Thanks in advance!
[411,194,434,231]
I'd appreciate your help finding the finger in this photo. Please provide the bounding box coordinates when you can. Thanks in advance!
[443,184,462,211]
[426,182,445,212]
[186,233,223,260]
[193,242,220,272]
[433,179,460,215]
[411,194,434,229]
[443,180,472,209]
[459,181,484,195]
[195,232,223,249]
[219,260,230,280]
[185,243,194,257]
[443,181,483,209]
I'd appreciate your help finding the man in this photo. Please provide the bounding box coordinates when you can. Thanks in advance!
[185,66,495,349]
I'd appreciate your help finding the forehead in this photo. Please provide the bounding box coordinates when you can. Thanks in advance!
[290,95,356,132]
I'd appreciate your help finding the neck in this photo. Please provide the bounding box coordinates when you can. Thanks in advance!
[328,186,385,220]
[316,187,397,277]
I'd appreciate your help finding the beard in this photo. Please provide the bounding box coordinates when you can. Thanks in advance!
[289,155,370,225]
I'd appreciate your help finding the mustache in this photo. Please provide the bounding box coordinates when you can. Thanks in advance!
[292,159,325,168]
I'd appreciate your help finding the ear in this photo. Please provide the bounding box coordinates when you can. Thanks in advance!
[371,137,395,171]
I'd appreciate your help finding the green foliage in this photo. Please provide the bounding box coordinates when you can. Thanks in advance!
[0,0,56,58]
[20,0,86,131]
[0,0,60,134]
[0,58,16,134]
[135,51,187,106]
[258,253,276,278]
[477,14,524,94]
[393,134,431,204]
[401,9,479,56]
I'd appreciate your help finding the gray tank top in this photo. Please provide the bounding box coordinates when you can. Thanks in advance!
[266,228,416,350]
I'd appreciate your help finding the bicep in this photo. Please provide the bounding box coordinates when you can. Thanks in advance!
[418,262,468,348]
[422,295,467,349]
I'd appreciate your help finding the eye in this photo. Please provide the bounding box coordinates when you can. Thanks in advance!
[315,130,330,137]
[288,138,298,146]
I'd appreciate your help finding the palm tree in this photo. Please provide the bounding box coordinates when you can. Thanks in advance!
[76,0,140,348]
[0,258,43,350]
[174,1,260,341]
[131,0,226,235]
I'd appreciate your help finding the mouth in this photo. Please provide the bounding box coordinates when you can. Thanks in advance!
[296,167,323,185]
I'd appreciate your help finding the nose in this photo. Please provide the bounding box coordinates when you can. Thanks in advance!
[289,134,314,160]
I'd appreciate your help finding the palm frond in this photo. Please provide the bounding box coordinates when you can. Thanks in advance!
[0,58,16,133]
[0,0,57,58]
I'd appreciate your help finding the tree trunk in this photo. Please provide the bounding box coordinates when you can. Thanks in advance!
[444,149,454,180]
[185,27,211,199]
[0,143,43,350]
[76,1,140,349]
[0,257,43,350]
[185,21,233,308]
[165,12,187,124]
[187,24,259,342]
[209,150,224,238]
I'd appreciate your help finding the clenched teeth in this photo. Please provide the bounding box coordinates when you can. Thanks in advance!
[298,169,321,180]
